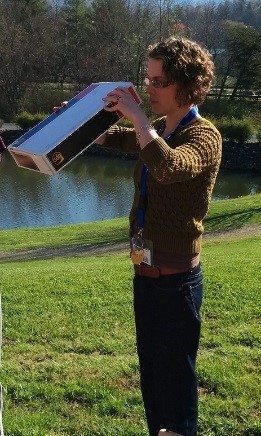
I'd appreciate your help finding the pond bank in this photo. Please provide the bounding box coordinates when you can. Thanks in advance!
[85,141,261,173]
[1,127,261,173]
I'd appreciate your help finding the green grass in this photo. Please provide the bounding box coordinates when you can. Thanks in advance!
[0,218,129,253]
[0,195,260,435]
[0,193,260,253]
[203,193,261,233]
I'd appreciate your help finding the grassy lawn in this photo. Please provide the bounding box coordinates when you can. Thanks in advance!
[0,194,260,253]
[0,194,260,435]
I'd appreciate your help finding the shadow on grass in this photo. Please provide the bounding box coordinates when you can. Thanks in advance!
[204,207,261,232]
[0,240,130,263]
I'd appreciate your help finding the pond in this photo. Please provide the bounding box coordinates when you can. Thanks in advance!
[1,153,260,230]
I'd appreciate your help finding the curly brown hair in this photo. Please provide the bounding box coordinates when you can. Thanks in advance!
[148,37,214,106]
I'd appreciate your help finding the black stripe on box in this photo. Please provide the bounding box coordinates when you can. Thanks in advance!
[46,109,120,170]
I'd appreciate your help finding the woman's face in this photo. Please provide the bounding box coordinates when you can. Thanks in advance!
[145,57,179,116]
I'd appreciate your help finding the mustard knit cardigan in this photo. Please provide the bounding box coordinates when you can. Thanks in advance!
[103,117,222,255]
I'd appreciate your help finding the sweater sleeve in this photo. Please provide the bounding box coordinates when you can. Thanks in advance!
[100,118,164,155]
[139,121,222,184]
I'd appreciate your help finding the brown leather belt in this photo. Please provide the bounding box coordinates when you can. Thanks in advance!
[134,263,192,278]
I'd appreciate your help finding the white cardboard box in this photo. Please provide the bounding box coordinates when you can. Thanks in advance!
[7,82,141,175]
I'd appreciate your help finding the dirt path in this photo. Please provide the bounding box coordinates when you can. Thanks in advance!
[0,241,130,262]
[203,223,261,241]
[0,224,260,262]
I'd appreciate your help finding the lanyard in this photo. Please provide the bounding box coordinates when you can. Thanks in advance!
[137,106,198,232]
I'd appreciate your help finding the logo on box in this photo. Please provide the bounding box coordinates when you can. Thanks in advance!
[52,151,64,165]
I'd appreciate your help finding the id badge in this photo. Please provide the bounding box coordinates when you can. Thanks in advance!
[131,235,153,266]
[131,235,144,265]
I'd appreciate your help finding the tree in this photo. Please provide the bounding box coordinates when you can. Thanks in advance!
[217,21,261,99]
[61,0,92,87]
[0,0,52,115]
[87,0,137,83]
[0,0,260,117]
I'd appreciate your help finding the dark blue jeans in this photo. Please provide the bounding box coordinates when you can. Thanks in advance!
[133,264,203,436]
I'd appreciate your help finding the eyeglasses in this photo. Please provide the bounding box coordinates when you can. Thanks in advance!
[144,77,174,88]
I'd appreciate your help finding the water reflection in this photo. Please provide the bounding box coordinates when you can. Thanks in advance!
[214,171,260,198]
[0,152,260,230]
[1,153,135,229]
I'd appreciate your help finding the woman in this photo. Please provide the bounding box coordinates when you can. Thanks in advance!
[97,37,222,436]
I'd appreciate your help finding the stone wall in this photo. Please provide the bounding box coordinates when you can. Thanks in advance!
[221,141,261,172]
[0,129,22,146]
[85,141,261,173]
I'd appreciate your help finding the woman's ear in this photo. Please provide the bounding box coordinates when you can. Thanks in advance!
[173,83,183,108]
